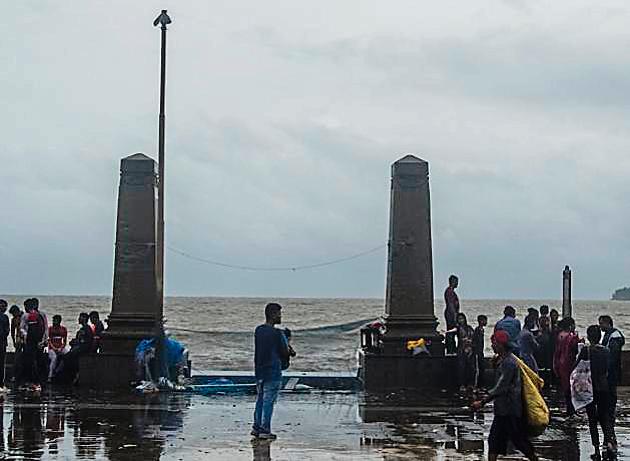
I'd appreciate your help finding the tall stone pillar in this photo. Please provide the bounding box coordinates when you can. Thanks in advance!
[562,265,572,319]
[101,153,162,355]
[382,155,443,355]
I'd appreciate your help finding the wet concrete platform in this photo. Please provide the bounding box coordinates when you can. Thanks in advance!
[0,387,628,459]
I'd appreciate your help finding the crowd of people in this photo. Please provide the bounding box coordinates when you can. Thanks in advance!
[0,298,105,392]
[444,275,625,460]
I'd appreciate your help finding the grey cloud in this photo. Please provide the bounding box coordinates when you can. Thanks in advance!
[253,27,630,108]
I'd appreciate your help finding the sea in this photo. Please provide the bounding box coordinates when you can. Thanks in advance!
[0,296,628,373]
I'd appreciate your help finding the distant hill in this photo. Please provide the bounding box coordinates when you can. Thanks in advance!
[612,287,630,301]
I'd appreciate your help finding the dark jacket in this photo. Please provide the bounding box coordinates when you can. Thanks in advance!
[0,313,9,348]
[472,326,485,356]
[254,325,289,381]
[488,353,522,417]
[602,328,624,387]
[576,344,609,393]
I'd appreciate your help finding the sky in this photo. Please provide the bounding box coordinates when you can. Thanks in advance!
[1,1,630,299]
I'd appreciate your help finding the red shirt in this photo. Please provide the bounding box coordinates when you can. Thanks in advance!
[49,325,67,351]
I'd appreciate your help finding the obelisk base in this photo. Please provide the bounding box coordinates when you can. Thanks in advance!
[381,314,445,356]
[99,313,162,355]
[359,350,456,392]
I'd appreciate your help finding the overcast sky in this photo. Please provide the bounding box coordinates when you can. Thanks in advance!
[2,1,630,299]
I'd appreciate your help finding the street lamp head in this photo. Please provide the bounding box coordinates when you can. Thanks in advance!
[153,10,172,29]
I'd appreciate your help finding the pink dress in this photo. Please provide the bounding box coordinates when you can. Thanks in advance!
[553,331,578,392]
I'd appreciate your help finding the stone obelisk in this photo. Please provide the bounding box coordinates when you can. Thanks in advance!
[102,153,162,354]
[382,155,443,355]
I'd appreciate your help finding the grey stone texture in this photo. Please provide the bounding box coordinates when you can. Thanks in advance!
[382,155,443,355]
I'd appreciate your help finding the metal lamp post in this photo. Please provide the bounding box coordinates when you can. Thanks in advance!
[153,10,171,312]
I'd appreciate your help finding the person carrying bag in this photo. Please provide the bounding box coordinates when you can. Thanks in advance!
[515,356,549,436]
[573,325,616,460]
[570,344,593,411]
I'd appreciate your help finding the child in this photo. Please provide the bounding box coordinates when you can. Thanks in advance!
[473,315,488,389]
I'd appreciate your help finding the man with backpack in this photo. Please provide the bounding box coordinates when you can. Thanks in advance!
[20,298,47,390]
[472,330,538,461]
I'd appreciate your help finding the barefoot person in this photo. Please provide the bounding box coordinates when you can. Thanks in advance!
[251,303,290,440]
[472,330,538,461]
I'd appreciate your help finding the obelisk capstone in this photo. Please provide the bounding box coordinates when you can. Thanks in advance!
[382,155,443,355]
[101,153,162,355]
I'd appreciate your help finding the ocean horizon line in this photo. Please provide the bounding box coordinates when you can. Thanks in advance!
[0,292,622,303]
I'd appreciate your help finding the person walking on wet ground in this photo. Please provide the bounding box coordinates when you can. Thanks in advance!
[252,303,290,440]
[0,300,9,391]
[554,317,579,416]
[444,275,460,355]
[518,314,539,375]
[599,315,624,437]
[473,315,488,389]
[445,313,476,391]
[494,306,521,355]
[472,330,538,461]
[576,325,617,460]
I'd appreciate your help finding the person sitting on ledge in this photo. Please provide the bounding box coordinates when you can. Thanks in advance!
[62,312,94,384]
[47,315,68,383]
[89,311,105,352]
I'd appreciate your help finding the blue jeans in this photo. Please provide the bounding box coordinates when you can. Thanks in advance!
[253,379,282,434]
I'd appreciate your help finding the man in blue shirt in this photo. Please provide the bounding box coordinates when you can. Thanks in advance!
[494,305,522,355]
[252,303,289,440]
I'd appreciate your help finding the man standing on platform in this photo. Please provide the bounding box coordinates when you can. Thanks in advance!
[252,303,290,440]
[444,275,460,355]
[600,314,624,446]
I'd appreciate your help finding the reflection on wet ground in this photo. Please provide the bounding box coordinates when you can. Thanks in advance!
[0,389,191,460]
[0,387,627,459]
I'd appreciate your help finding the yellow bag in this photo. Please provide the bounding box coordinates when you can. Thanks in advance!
[515,357,549,435]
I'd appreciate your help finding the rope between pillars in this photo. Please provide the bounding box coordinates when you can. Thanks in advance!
[166,244,386,272]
